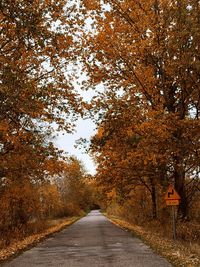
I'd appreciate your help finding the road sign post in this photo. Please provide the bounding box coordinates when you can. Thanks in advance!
[164,185,181,240]
[172,205,176,240]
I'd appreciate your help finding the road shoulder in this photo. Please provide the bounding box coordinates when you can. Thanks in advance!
[106,214,200,267]
[0,217,80,264]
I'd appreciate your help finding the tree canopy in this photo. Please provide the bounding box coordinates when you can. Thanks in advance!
[81,0,200,219]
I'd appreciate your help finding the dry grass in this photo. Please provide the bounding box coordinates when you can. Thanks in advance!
[106,215,200,267]
[0,217,79,263]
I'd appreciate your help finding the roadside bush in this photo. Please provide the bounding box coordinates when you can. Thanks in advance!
[0,181,41,247]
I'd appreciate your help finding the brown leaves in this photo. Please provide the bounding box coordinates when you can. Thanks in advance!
[0,217,78,261]
[82,0,101,10]
[81,0,200,218]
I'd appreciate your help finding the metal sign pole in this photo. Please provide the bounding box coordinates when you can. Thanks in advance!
[172,205,176,240]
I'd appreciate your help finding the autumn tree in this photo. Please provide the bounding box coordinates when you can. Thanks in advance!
[0,0,85,240]
[57,157,92,215]
[81,0,200,219]
[0,0,81,167]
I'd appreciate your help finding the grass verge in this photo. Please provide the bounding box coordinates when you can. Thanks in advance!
[106,214,200,267]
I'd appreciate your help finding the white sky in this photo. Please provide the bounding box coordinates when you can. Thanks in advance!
[55,117,97,175]
[55,86,100,175]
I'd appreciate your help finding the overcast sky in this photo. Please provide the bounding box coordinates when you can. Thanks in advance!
[55,117,97,175]
[55,87,101,175]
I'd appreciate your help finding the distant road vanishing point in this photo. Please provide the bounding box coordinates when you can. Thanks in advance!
[3,210,172,267]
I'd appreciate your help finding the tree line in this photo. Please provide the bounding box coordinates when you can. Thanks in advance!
[80,0,200,222]
[0,0,93,246]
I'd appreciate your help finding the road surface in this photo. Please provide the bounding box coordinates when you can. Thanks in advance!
[3,210,172,267]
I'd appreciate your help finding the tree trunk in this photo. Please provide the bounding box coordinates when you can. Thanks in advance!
[174,165,188,220]
[149,177,157,219]
[172,125,188,219]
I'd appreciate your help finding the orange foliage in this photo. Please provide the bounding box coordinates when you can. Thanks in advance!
[82,0,200,220]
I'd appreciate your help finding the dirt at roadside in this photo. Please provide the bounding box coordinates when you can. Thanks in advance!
[107,215,200,267]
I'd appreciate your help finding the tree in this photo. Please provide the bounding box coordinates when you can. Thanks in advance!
[0,0,82,183]
[57,157,91,215]
[0,0,84,239]
[82,0,200,219]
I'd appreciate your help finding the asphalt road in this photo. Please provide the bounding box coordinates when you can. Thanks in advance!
[2,210,172,267]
